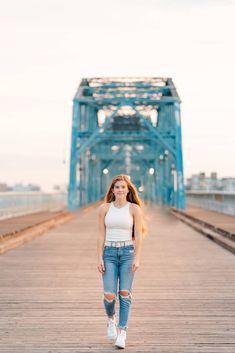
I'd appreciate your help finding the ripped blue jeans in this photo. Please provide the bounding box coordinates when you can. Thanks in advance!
[102,244,135,330]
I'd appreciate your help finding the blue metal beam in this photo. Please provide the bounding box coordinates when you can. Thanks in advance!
[74,97,179,105]
[68,101,80,210]
[174,102,185,209]
[76,106,120,155]
[133,108,176,157]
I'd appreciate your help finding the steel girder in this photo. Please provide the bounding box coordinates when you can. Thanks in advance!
[68,77,185,210]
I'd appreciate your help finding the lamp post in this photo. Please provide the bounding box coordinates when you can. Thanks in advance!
[170,163,176,206]
[163,150,171,205]
[148,167,155,204]
[159,154,164,205]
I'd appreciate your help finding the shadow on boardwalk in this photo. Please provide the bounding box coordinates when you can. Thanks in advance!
[0,204,235,352]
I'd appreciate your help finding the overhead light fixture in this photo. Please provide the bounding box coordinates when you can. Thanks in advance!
[97,110,106,126]
[136,145,144,151]
[103,168,109,174]
[111,145,119,151]
[150,109,158,126]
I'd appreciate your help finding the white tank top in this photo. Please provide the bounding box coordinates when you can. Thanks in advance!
[105,201,133,241]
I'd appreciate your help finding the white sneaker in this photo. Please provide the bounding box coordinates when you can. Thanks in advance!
[107,316,117,339]
[115,329,126,349]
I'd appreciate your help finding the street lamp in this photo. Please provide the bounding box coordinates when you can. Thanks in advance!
[164,150,169,159]
[159,154,164,164]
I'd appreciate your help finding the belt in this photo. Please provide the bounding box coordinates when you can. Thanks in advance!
[105,240,134,248]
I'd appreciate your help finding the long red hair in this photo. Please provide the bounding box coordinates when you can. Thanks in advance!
[104,175,147,239]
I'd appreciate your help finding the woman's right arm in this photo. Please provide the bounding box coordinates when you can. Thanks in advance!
[97,204,106,274]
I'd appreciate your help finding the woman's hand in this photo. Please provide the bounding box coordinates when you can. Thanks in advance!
[97,259,105,274]
[132,258,140,272]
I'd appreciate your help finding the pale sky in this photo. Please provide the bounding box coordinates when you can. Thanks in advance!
[0,0,235,191]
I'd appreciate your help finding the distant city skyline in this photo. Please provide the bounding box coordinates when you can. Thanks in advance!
[2,169,235,193]
[1,0,235,191]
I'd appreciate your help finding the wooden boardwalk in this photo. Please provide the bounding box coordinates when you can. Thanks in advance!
[0,204,235,352]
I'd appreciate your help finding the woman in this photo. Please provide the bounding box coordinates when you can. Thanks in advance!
[97,174,146,349]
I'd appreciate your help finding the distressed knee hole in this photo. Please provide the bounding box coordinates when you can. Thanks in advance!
[119,290,130,297]
[104,293,116,302]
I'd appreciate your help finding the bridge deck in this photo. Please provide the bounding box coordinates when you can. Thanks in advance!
[0,204,235,352]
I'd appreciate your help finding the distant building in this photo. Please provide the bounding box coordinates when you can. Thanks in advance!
[186,172,235,192]
[12,183,41,192]
[53,184,67,192]
[0,183,9,192]
[221,178,235,192]
[53,185,61,191]
[186,172,214,191]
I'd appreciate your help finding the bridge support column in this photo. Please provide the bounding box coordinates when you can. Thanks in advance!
[174,102,185,209]
[68,101,80,210]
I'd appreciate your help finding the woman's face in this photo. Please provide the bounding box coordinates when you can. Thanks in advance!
[112,180,129,200]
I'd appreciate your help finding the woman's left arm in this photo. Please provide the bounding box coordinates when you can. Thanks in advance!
[132,204,143,272]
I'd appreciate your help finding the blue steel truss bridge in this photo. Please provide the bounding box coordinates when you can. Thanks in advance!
[68,77,185,210]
